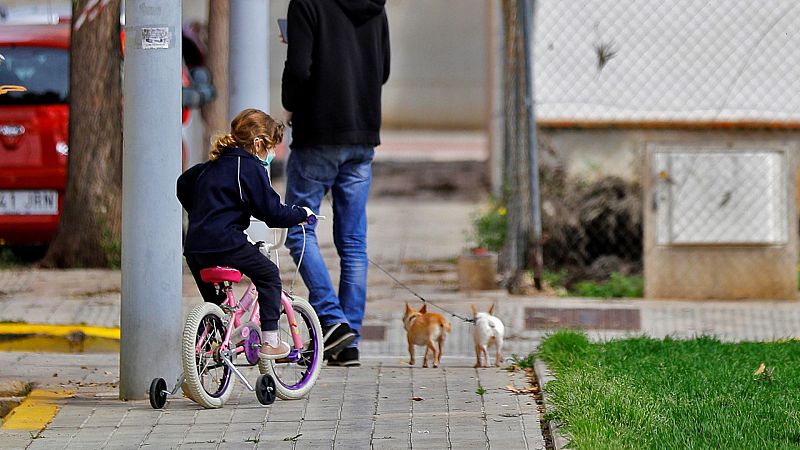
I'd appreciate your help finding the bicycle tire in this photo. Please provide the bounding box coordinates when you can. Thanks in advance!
[181,302,234,408]
[258,297,323,400]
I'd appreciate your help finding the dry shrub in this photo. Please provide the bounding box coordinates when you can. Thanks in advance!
[538,145,642,286]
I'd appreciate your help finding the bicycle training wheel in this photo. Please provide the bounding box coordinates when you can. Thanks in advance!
[181,302,234,408]
[258,297,323,400]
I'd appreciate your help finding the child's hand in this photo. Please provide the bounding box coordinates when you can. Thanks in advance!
[302,207,316,225]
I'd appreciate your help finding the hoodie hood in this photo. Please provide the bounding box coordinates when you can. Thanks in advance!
[334,0,385,24]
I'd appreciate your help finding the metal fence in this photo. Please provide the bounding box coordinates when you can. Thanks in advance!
[497,0,799,294]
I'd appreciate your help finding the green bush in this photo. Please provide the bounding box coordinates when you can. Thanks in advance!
[572,272,643,298]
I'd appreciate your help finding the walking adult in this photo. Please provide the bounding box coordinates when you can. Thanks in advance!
[282,0,390,367]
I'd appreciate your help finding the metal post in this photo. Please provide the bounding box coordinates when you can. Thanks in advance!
[120,0,183,400]
[520,0,543,289]
[229,0,270,116]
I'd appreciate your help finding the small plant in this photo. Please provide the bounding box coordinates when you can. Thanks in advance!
[470,198,507,252]
[475,386,486,396]
[542,270,569,295]
[510,353,536,370]
[572,272,643,298]
[0,247,24,268]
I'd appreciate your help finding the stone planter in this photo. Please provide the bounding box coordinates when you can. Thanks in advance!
[457,250,498,291]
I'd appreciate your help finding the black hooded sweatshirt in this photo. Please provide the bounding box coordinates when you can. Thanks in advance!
[282,0,390,148]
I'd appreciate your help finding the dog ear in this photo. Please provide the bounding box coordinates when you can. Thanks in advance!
[470,304,477,316]
[488,303,495,316]
[419,304,427,314]
[405,302,411,314]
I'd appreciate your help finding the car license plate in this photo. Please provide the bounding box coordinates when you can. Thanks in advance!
[0,190,58,215]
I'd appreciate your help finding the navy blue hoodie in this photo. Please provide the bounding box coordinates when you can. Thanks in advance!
[282,0,390,148]
[177,147,308,254]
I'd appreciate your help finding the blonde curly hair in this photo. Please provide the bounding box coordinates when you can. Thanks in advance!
[209,108,285,161]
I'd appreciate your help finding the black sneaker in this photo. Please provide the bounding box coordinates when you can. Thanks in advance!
[322,322,356,356]
[328,347,360,367]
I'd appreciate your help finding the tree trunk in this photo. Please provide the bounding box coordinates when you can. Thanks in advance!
[40,0,123,268]
[201,0,229,150]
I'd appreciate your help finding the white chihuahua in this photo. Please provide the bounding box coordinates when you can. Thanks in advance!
[471,304,505,368]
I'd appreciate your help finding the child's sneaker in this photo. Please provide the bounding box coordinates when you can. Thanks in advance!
[259,340,291,360]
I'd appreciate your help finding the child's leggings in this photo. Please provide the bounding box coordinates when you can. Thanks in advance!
[185,242,282,331]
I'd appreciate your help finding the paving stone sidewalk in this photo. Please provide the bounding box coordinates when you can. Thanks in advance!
[0,354,545,449]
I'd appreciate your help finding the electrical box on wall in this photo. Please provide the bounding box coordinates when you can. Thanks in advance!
[652,148,787,246]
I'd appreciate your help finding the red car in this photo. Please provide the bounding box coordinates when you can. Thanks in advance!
[0,23,69,259]
[0,21,212,260]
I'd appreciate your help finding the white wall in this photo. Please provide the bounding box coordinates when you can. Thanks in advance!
[184,0,488,129]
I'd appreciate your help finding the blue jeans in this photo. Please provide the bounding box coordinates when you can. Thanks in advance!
[284,145,374,346]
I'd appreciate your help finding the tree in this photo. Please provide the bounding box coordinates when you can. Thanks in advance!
[40,0,123,268]
[201,0,229,148]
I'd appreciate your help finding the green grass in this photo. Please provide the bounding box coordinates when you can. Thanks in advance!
[542,271,644,298]
[571,272,643,298]
[538,331,800,449]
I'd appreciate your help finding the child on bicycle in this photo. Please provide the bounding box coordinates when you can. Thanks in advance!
[177,108,313,360]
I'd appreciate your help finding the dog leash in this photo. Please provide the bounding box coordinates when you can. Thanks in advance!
[320,195,474,324]
[368,258,475,324]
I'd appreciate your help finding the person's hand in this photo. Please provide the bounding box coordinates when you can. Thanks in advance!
[301,206,317,225]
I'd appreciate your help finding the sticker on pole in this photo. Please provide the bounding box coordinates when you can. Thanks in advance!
[141,27,170,49]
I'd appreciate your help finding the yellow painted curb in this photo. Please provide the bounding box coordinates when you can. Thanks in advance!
[0,323,119,340]
[0,389,74,431]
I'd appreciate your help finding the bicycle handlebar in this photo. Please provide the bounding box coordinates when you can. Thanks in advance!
[305,214,326,226]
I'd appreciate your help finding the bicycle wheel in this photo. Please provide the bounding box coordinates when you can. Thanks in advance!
[181,302,234,408]
[258,297,323,399]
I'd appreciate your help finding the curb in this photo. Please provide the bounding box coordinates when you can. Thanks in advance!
[0,389,74,432]
[533,359,570,450]
[0,323,120,340]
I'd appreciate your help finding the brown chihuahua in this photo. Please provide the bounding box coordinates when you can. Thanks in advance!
[403,303,452,368]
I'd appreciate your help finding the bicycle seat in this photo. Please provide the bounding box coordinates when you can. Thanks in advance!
[200,266,242,284]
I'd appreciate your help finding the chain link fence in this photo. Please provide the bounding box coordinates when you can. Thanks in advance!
[498,0,799,296]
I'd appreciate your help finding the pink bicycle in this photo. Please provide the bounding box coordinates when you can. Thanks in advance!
[149,220,324,409]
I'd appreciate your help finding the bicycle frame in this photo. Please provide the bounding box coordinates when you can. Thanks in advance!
[202,282,304,359]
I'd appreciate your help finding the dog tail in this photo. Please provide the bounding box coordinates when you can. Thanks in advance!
[442,319,452,333]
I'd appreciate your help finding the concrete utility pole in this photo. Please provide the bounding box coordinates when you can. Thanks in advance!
[120,0,183,400]
[229,0,270,116]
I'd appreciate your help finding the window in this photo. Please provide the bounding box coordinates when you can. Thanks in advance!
[0,46,68,104]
